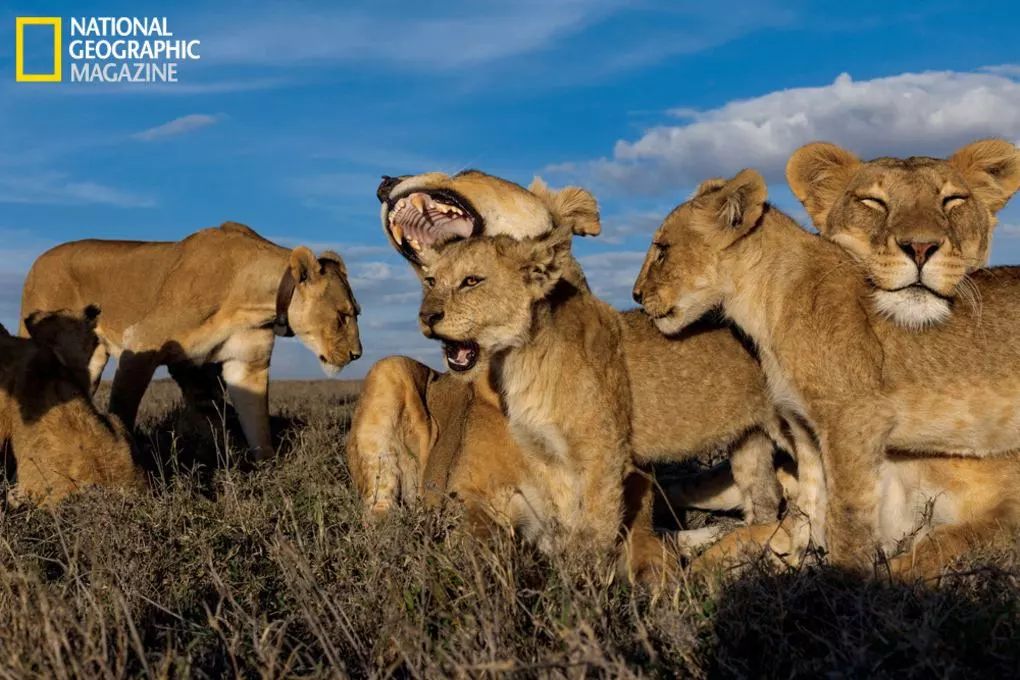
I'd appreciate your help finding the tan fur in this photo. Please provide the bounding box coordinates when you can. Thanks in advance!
[350,170,823,581]
[786,139,1020,329]
[20,222,361,458]
[418,235,634,551]
[0,308,145,506]
[634,168,1020,570]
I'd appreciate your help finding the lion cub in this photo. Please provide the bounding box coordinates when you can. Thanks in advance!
[633,168,1020,569]
[418,234,634,552]
[1,307,146,506]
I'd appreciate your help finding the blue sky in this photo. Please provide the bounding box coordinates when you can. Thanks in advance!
[2,1,1020,378]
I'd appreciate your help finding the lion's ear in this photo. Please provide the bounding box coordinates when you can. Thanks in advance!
[289,246,319,283]
[319,250,348,278]
[529,177,601,237]
[694,177,728,197]
[701,169,768,232]
[786,142,861,231]
[502,234,570,298]
[949,139,1020,214]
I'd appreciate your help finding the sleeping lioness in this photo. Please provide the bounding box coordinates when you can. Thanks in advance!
[786,139,1020,329]
[1,308,145,506]
[21,222,362,459]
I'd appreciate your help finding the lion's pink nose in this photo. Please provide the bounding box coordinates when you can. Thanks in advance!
[898,240,940,268]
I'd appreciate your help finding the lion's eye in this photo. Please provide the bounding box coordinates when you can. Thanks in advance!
[943,195,968,211]
[337,313,348,327]
[654,244,668,264]
[858,196,888,212]
[424,277,436,289]
[460,276,483,289]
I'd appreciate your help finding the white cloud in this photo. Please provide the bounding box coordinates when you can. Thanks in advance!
[577,250,647,308]
[202,1,623,71]
[599,209,670,244]
[553,68,1020,196]
[1000,222,1020,237]
[133,114,221,141]
[0,172,155,208]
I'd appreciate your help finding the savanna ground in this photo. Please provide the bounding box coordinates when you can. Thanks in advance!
[1,380,1018,678]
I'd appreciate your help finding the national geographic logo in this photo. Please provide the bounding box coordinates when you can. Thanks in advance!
[14,16,201,84]
[15,17,62,82]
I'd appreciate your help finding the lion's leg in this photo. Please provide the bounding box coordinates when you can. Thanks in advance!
[574,435,629,551]
[817,403,890,571]
[87,344,110,395]
[168,362,227,414]
[785,418,827,550]
[619,468,677,584]
[887,502,1020,581]
[108,350,161,431]
[222,359,272,460]
[346,356,436,516]
[730,429,782,523]
[167,362,233,443]
[691,518,798,576]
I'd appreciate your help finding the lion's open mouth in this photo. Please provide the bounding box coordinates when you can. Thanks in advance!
[387,190,479,257]
[442,339,480,372]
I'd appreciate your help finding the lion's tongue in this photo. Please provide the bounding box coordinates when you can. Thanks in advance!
[444,341,478,369]
[450,345,474,366]
[389,193,474,248]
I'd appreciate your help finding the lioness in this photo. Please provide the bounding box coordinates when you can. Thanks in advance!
[418,234,635,551]
[632,168,1020,569]
[786,139,1020,329]
[21,222,362,459]
[1,307,146,506]
[349,171,823,578]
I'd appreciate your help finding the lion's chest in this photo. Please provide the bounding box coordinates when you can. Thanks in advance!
[500,350,588,533]
[502,351,571,462]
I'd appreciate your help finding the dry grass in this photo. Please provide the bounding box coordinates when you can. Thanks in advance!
[0,380,1018,678]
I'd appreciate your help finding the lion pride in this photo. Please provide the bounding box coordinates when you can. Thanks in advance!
[348,171,824,579]
[632,167,1020,575]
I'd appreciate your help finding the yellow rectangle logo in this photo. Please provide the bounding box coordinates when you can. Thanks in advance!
[15,17,62,82]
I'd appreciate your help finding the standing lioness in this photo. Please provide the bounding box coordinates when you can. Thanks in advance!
[21,222,362,459]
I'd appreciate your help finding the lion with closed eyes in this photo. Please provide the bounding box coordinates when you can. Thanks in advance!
[786,139,1020,329]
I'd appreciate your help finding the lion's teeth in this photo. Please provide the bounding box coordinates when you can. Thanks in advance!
[436,202,462,216]
[411,194,427,215]
[409,238,421,251]
[391,224,404,244]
